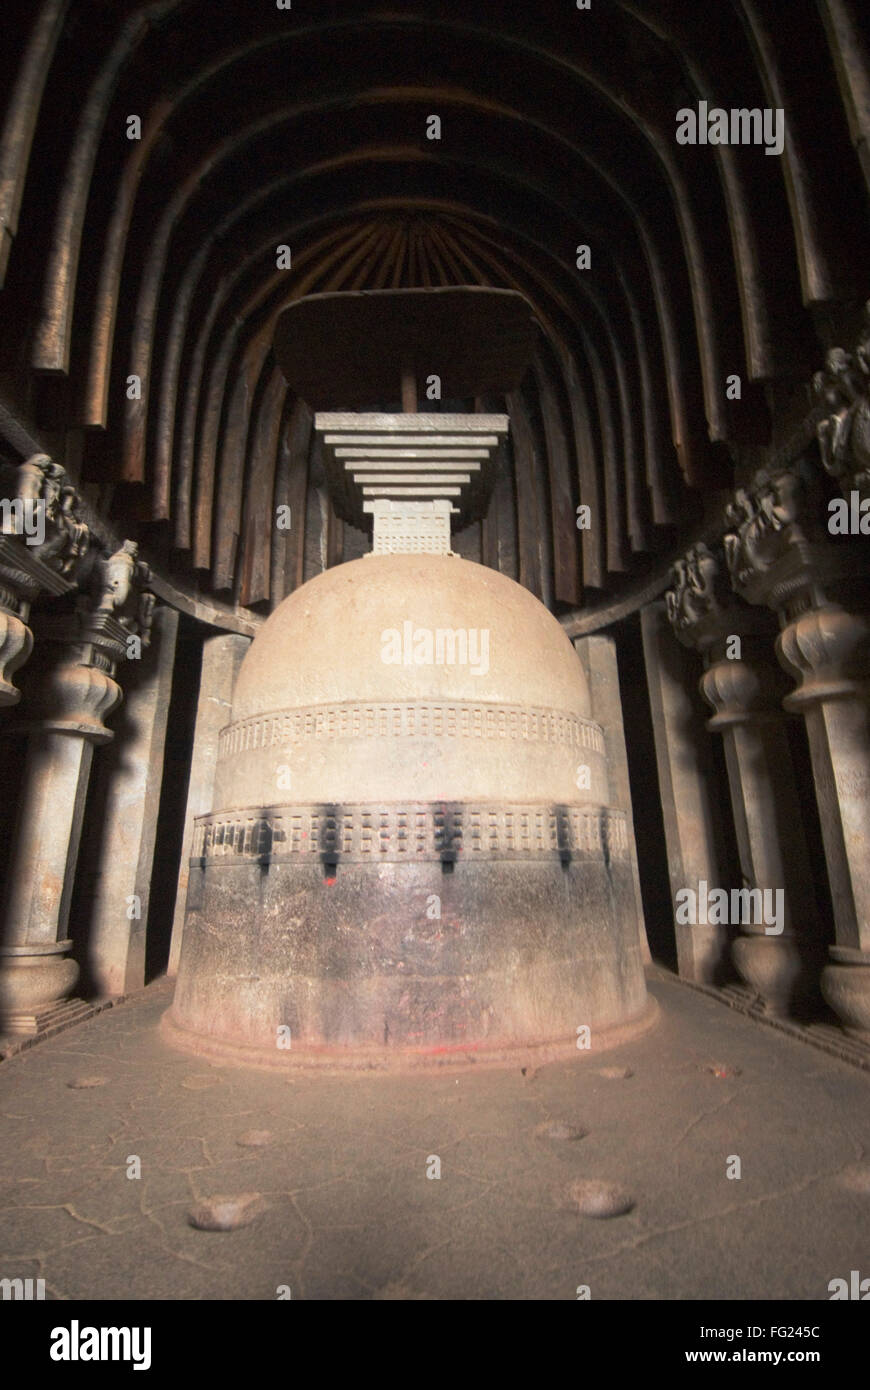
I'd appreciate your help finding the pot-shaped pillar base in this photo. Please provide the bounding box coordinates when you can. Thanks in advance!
[821,949,870,1041]
[0,941,79,1034]
[732,932,822,1017]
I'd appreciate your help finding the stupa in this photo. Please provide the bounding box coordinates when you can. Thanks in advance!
[165,289,650,1067]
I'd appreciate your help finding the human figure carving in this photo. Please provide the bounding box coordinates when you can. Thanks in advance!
[756,468,802,535]
[665,542,724,636]
[723,489,756,587]
[56,489,89,574]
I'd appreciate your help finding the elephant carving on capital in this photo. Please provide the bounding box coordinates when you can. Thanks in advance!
[96,539,140,613]
[4,454,91,577]
[92,540,154,643]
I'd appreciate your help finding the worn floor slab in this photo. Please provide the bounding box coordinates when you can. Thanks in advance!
[0,972,868,1301]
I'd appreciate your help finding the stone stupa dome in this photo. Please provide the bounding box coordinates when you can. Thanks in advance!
[214,553,606,811]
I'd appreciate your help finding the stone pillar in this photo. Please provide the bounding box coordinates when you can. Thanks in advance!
[723,455,870,1037]
[574,632,650,964]
[81,606,179,997]
[640,601,731,982]
[167,631,250,976]
[699,634,823,1013]
[0,649,121,1031]
[0,540,154,1033]
[777,603,870,1036]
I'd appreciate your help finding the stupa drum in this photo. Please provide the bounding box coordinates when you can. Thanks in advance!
[166,552,648,1065]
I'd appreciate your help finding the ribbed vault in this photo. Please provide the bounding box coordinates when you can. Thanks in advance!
[1,0,868,623]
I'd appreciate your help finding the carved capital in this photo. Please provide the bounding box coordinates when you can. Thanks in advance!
[722,462,823,603]
[0,607,33,706]
[2,464,155,660]
[89,540,154,649]
[813,303,870,503]
[720,459,868,619]
[0,454,89,712]
[776,603,870,709]
[664,542,737,652]
[28,537,157,681]
[0,454,92,583]
[0,533,76,610]
[24,658,123,742]
[700,653,784,729]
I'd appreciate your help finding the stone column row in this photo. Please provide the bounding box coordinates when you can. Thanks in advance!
[657,445,870,1039]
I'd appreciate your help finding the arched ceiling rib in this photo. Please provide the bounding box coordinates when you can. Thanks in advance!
[1,0,868,621]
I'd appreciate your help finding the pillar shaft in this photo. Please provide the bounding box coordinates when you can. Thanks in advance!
[640,602,730,982]
[82,607,179,996]
[800,696,870,952]
[776,603,870,953]
[0,656,121,1032]
[775,604,870,1036]
[2,729,97,946]
[723,724,806,916]
[701,648,818,935]
[167,631,250,975]
[700,643,824,1013]
[575,632,650,964]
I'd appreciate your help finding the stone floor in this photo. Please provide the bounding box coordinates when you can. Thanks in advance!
[1,969,868,1301]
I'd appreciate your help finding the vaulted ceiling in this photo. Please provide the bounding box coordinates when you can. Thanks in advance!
[1,0,868,625]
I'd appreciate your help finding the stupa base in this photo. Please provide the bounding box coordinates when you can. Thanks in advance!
[166,845,650,1070]
[161,994,658,1073]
